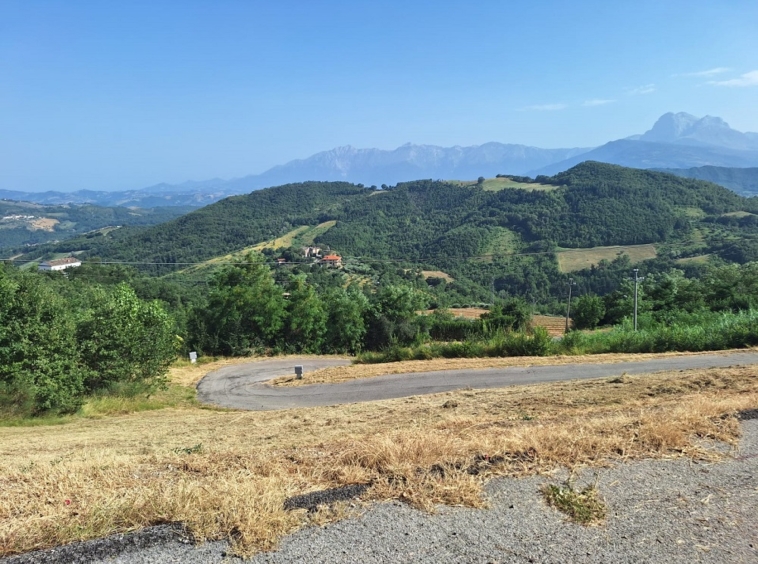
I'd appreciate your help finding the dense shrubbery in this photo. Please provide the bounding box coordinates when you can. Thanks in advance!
[0,267,176,416]
[558,311,758,354]
[357,327,552,363]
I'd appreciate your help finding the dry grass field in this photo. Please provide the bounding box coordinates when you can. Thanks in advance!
[532,314,567,337]
[421,270,455,282]
[29,218,60,231]
[2,357,757,558]
[557,244,657,273]
[422,310,567,337]
[676,254,712,265]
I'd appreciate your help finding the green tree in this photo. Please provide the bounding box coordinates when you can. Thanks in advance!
[0,272,84,414]
[481,298,531,332]
[285,276,327,352]
[324,288,369,353]
[190,253,286,355]
[572,294,605,330]
[77,283,176,394]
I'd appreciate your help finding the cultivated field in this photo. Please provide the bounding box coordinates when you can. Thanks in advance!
[2,357,756,558]
[449,177,559,192]
[421,270,454,282]
[532,314,567,336]
[557,244,657,273]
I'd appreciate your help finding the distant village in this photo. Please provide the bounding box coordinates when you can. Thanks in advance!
[276,246,342,268]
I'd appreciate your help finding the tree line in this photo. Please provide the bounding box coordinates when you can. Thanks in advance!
[0,265,176,415]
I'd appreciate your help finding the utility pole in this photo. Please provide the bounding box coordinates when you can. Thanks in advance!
[565,278,576,333]
[632,269,645,331]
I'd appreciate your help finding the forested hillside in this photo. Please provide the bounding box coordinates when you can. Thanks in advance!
[12,162,758,310]
[0,200,193,252]
[656,166,758,197]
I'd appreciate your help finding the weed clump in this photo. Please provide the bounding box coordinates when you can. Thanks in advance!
[541,481,606,525]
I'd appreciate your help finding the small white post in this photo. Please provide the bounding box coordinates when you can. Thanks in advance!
[189,351,198,364]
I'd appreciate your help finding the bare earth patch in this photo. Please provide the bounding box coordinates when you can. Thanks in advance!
[1,360,756,558]
[271,350,742,387]
[28,218,59,231]
[421,270,454,282]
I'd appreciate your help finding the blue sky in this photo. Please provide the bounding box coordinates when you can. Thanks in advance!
[2,0,757,192]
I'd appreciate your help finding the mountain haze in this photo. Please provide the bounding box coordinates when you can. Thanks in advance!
[655,165,758,197]
[234,143,591,188]
[5,113,758,207]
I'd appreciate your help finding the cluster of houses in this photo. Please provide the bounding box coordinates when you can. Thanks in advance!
[2,214,36,221]
[276,246,343,268]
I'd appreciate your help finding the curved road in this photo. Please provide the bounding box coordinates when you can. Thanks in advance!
[197,352,758,411]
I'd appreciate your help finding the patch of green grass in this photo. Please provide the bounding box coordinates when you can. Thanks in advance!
[297,220,337,245]
[0,384,198,427]
[541,481,606,524]
[173,443,203,455]
[482,227,520,255]
[80,384,198,418]
[447,178,559,192]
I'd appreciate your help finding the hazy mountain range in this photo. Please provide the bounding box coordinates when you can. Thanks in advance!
[3,112,758,207]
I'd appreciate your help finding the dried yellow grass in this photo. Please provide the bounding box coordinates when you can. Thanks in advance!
[1,364,756,557]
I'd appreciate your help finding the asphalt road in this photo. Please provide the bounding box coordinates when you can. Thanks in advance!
[197,351,758,411]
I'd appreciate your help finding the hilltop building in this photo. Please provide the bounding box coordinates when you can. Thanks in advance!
[38,257,82,272]
[321,254,342,268]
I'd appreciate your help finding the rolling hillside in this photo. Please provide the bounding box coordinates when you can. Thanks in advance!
[16,161,758,311]
[0,200,193,253]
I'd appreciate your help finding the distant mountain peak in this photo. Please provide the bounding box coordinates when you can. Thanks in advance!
[642,112,699,142]
[640,112,756,151]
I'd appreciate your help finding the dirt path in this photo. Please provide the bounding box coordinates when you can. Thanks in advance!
[197,351,758,411]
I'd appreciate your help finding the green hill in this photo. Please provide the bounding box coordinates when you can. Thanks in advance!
[17,162,758,308]
[0,200,193,253]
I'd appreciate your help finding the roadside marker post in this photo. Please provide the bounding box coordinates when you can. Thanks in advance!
[295,365,303,380]
[189,351,197,364]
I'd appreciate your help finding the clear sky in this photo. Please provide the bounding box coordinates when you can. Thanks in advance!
[2,0,757,192]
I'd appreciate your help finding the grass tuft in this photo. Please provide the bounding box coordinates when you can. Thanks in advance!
[541,481,606,524]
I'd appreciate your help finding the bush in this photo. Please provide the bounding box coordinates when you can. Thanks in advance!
[572,294,605,330]
[0,274,85,414]
[77,284,177,395]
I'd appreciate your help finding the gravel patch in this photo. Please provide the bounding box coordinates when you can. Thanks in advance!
[5,421,757,564]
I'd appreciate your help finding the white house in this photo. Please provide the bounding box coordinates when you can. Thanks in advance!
[38,257,82,272]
